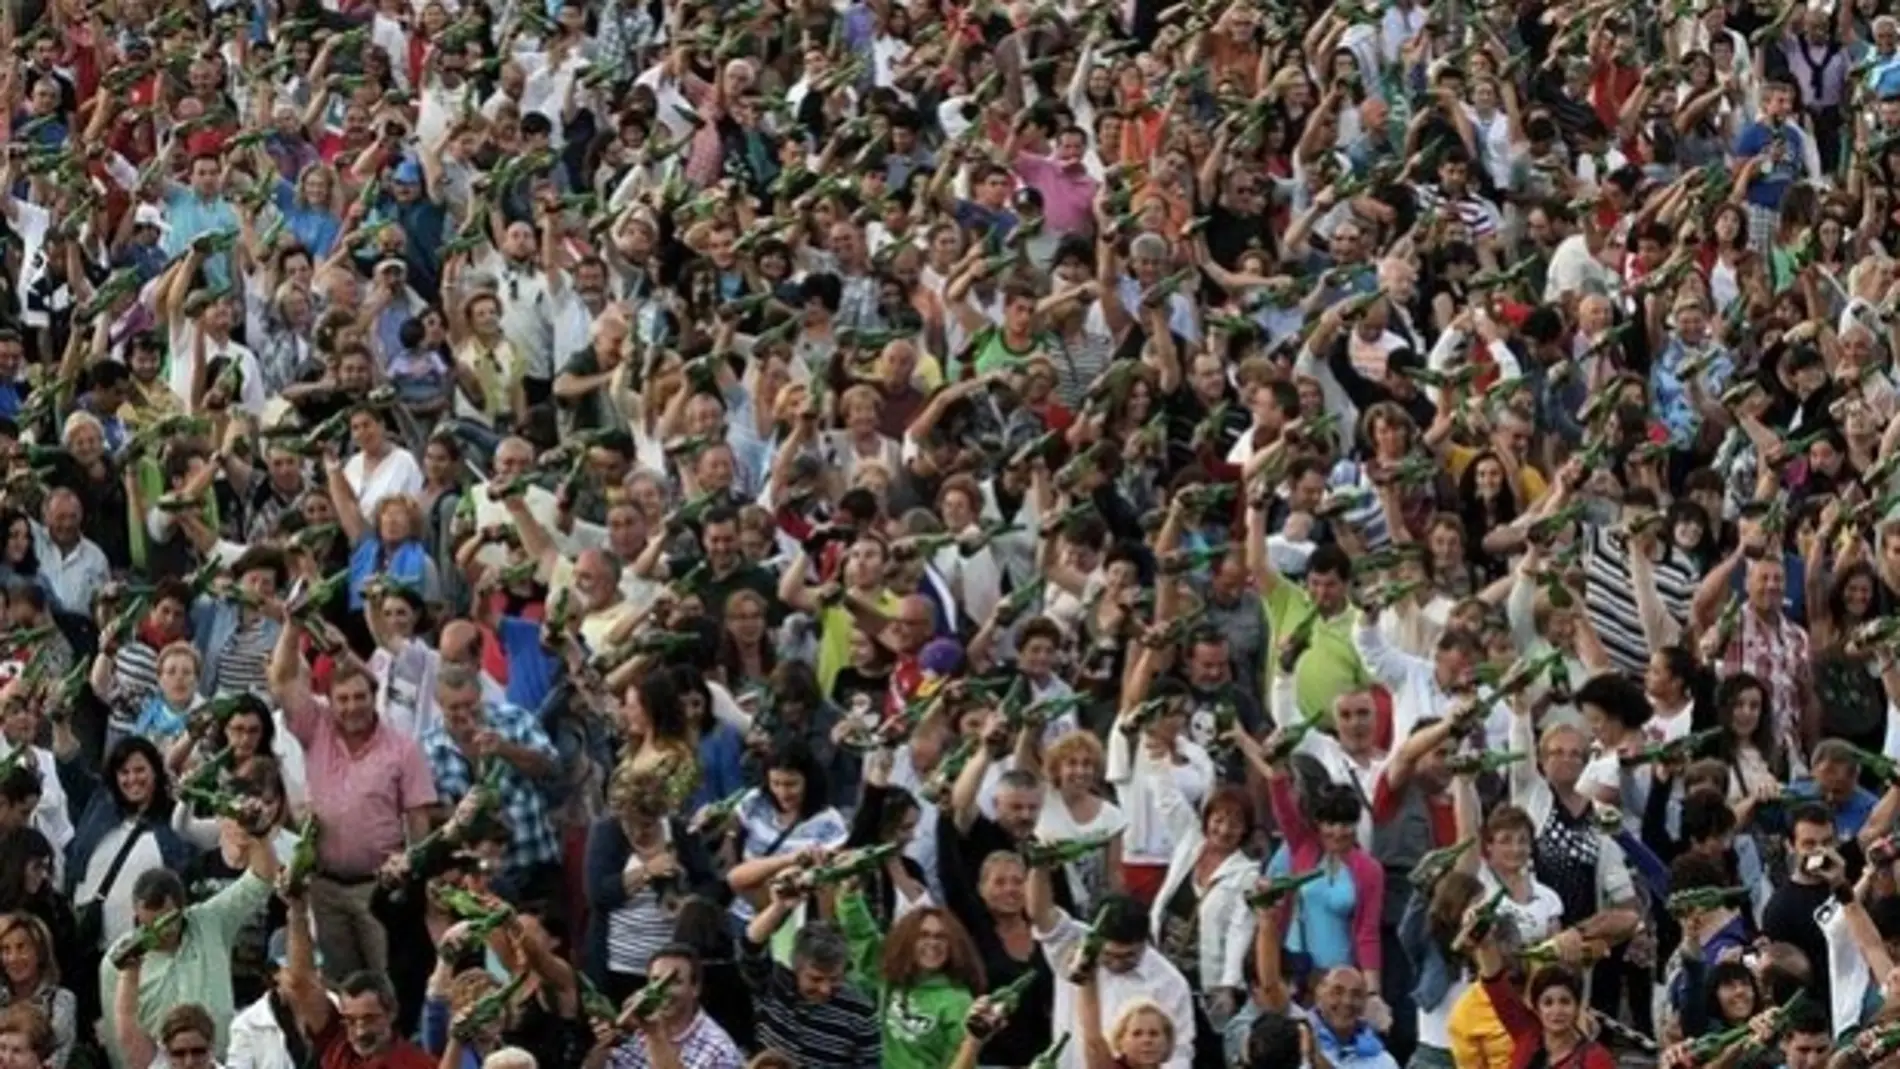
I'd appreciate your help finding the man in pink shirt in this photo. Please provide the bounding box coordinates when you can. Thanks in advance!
[269,616,437,981]
[1012,125,1101,236]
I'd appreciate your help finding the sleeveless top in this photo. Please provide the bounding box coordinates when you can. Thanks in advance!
[1370,778,1439,923]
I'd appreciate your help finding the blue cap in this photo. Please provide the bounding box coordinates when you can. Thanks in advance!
[392,158,423,184]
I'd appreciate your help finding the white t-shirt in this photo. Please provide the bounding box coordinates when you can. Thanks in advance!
[1478,865,1565,944]
[343,447,424,520]
[10,198,50,326]
[1544,233,1620,303]
[1035,793,1128,915]
[165,319,267,417]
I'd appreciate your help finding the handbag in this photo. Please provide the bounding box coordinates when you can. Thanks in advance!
[74,822,149,950]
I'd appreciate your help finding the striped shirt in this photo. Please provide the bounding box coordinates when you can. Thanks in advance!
[107,640,163,736]
[1411,182,1503,238]
[211,618,273,698]
[1581,525,1698,673]
[1060,306,1124,409]
[739,934,881,1069]
[605,821,682,977]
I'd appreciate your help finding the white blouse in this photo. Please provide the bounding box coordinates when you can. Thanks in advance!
[343,447,424,520]
[76,820,166,949]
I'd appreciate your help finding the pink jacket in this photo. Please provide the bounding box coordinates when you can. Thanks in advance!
[1267,775,1385,972]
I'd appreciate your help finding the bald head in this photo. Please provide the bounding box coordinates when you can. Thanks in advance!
[439,620,483,665]
[481,1048,537,1069]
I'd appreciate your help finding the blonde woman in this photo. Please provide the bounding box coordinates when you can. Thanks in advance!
[47,413,130,572]
[1079,983,1175,1069]
[274,163,344,258]
[824,386,902,489]
[0,915,74,1068]
[1036,732,1127,916]
[585,763,718,999]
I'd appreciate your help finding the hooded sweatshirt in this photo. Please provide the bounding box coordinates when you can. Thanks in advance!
[837,889,975,1069]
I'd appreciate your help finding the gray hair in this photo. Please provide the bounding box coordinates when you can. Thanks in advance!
[436,664,485,701]
[791,922,850,974]
[997,769,1042,793]
[1130,233,1169,262]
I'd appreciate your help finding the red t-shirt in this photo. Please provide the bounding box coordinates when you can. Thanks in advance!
[1370,771,1456,847]
[316,1016,436,1069]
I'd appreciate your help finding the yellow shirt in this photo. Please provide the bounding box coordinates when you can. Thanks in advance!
[1446,444,1549,507]
[1262,585,1369,722]
[1447,982,1513,1069]
[816,590,901,694]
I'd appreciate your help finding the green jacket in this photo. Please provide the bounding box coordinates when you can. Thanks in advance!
[837,890,975,1069]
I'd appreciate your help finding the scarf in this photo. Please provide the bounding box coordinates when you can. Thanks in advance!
[1312,1015,1386,1062]
[348,537,429,609]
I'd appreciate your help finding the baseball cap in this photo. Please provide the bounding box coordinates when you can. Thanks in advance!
[919,638,963,678]
[133,204,169,235]
[393,157,424,185]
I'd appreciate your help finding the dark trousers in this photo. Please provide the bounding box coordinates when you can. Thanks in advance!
[1380,923,1419,1067]
[1591,942,1653,1036]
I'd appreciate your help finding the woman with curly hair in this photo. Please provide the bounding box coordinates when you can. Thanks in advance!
[836,886,984,1069]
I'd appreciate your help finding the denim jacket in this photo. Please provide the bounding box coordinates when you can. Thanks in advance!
[1399,889,1455,1015]
[189,597,283,698]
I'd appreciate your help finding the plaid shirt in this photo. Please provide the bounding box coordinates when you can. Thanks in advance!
[605,1011,743,1069]
[1717,610,1812,753]
[422,704,561,879]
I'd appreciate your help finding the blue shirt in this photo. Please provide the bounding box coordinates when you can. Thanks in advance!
[274,180,342,259]
[162,188,241,288]
[1267,844,1357,971]
[382,196,448,300]
[1649,337,1732,446]
[953,200,1018,244]
[1732,121,1807,210]
[1784,778,1879,838]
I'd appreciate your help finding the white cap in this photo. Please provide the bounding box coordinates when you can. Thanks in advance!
[133,203,169,234]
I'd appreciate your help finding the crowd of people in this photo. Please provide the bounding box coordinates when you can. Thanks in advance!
[0,0,1899,1065]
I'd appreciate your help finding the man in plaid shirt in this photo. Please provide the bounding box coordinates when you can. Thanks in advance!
[604,945,744,1069]
[421,666,563,907]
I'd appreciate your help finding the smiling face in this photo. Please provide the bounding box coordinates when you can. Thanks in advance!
[116,752,155,808]
[977,856,1026,915]
[0,926,39,989]
[913,913,951,972]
